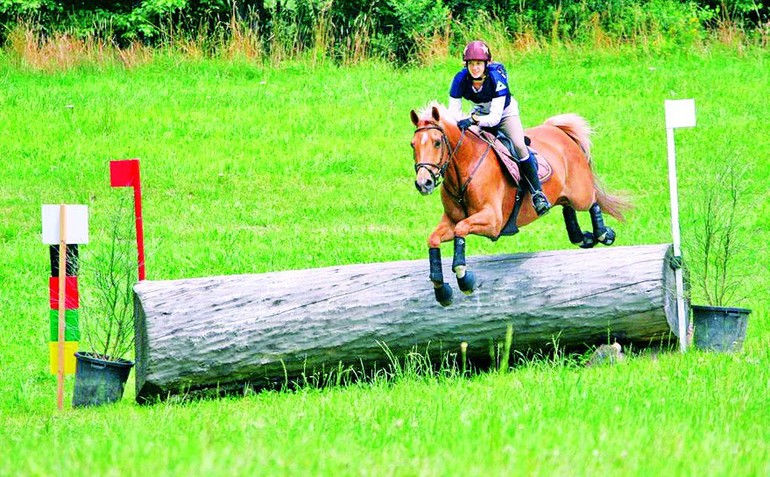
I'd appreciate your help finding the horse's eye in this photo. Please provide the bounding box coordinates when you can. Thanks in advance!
[434,140,441,148]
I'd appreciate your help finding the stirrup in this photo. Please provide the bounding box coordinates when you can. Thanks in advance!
[532,191,551,216]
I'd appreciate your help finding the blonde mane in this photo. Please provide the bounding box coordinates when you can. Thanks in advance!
[417,100,452,123]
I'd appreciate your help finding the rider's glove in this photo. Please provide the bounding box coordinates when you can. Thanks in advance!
[457,118,473,130]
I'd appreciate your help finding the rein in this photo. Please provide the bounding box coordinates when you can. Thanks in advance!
[413,124,492,214]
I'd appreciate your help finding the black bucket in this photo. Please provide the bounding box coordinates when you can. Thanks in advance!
[692,305,751,353]
[72,352,134,407]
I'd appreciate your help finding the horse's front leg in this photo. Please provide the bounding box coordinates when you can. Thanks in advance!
[428,214,456,306]
[451,236,476,295]
[452,207,501,295]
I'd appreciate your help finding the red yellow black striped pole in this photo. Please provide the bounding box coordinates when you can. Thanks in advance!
[42,204,88,409]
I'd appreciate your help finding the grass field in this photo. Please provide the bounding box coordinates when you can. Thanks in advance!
[1,45,769,475]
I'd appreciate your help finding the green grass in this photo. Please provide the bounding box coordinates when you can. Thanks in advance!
[1,45,769,475]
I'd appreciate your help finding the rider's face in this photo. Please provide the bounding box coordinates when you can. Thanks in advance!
[467,60,486,79]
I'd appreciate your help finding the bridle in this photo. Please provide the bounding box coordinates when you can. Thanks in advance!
[413,123,492,213]
[413,123,465,188]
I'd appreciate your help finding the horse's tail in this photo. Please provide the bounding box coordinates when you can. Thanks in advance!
[545,113,633,222]
[592,177,632,222]
[545,113,594,162]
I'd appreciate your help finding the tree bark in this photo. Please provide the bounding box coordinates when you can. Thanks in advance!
[134,243,684,402]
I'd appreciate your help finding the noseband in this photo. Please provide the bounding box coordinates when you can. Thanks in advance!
[413,124,465,187]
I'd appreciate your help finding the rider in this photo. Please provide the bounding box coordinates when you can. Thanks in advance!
[448,40,551,216]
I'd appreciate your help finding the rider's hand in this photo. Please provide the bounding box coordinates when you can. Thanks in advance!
[457,118,472,130]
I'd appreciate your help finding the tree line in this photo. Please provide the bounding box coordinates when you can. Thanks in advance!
[3,0,767,63]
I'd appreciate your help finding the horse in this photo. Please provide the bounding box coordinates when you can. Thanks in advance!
[409,102,631,306]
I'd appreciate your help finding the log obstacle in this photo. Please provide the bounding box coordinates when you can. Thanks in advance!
[134,243,684,402]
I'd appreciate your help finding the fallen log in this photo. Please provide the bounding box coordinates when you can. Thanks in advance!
[134,243,684,402]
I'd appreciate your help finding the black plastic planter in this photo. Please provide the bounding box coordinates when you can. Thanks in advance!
[692,305,751,353]
[72,352,134,407]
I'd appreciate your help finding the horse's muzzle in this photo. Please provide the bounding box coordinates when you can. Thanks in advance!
[415,178,435,195]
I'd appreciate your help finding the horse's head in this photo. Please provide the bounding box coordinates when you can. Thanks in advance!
[410,104,454,195]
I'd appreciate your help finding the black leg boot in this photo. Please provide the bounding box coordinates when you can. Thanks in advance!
[518,151,551,216]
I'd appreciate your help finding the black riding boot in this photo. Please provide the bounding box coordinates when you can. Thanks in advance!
[518,150,551,216]
[499,133,551,216]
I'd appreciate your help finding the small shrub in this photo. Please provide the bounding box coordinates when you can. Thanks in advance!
[80,197,137,361]
[684,161,751,307]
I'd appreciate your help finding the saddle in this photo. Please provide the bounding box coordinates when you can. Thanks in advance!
[471,127,554,238]
[472,128,553,186]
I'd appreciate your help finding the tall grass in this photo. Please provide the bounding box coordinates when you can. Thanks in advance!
[4,0,769,71]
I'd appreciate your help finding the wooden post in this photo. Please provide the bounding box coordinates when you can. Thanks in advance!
[57,205,67,410]
[42,204,88,409]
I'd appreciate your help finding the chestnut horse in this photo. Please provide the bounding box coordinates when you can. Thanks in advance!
[410,102,631,306]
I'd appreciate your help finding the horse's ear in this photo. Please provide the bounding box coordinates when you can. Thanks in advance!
[431,107,440,122]
[410,110,419,126]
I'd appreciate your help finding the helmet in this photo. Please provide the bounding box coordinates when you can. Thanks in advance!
[462,40,491,62]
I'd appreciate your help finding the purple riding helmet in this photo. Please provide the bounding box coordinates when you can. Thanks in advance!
[462,40,491,62]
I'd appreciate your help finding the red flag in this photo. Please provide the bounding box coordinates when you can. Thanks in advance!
[108,158,146,280]
[110,159,140,187]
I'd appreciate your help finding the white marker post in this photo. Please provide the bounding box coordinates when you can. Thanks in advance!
[42,205,89,245]
[664,99,696,353]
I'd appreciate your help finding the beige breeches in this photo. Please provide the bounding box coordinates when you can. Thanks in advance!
[498,114,529,161]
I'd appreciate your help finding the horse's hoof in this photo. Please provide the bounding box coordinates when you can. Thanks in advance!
[597,227,616,245]
[457,270,477,295]
[579,231,596,249]
[434,283,453,307]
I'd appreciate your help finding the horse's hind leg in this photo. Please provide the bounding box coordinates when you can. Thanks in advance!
[429,248,453,306]
[562,205,596,249]
[589,203,616,245]
[452,237,477,294]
